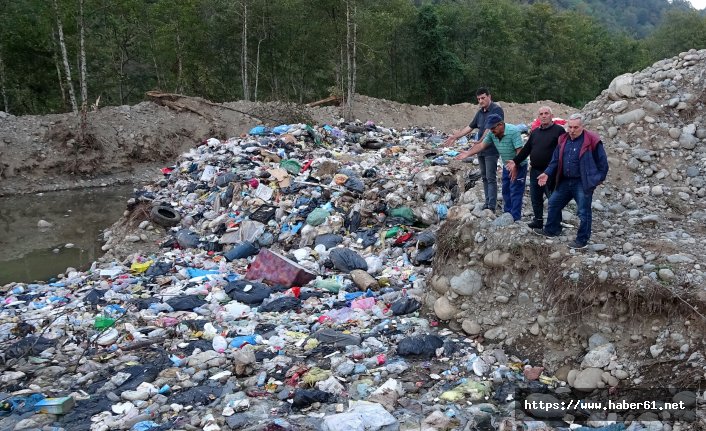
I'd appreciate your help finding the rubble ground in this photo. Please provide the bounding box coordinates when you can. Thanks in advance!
[2,50,706,431]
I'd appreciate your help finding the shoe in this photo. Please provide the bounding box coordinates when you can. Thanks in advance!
[567,240,587,249]
[532,228,552,237]
[560,222,574,229]
[527,219,543,229]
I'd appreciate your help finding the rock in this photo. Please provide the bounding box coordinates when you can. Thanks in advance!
[608,127,618,138]
[37,219,53,228]
[608,73,635,98]
[125,235,141,242]
[649,344,664,358]
[613,369,629,380]
[667,254,694,264]
[462,320,481,335]
[492,212,515,227]
[614,108,645,126]
[588,333,610,349]
[598,271,609,282]
[658,268,675,280]
[573,368,605,391]
[673,391,697,408]
[608,100,629,113]
[421,411,454,431]
[484,326,505,341]
[581,343,615,368]
[651,185,664,196]
[449,269,483,296]
[430,275,450,294]
[433,296,457,320]
[680,133,699,150]
[668,128,682,139]
[686,166,700,177]
[628,255,645,266]
[529,323,540,336]
[629,269,640,279]
[483,250,510,268]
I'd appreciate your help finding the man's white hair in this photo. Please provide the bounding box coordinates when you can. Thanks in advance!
[539,106,553,115]
[569,113,584,123]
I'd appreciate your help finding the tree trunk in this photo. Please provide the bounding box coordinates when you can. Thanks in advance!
[345,0,357,120]
[0,46,8,113]
[241,0,250,101]
[52,0,78,113]
[78,0,88,108]
[175,30,184,93]
[51,28,67,111]
[254,37,263,102]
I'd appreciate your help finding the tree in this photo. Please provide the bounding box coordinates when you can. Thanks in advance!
[52,0,78,113]
[0,46,8,112]
[647,10,706,60]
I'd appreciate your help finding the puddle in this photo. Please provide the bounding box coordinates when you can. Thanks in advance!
[0,185,134,284]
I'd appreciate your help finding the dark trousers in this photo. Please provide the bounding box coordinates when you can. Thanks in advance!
[545,178,593,245]
[529,167,555,221]
[478,154,498,210]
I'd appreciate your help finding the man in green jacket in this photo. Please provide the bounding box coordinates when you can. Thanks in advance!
[455,114,527,221]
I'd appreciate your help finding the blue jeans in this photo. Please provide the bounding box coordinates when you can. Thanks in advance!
[501,163,527,221]
[529,167,555,221]
[478,154,498,210]
[545,178,593,245]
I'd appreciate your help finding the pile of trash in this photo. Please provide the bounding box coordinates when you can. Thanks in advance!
[2,111,703,431]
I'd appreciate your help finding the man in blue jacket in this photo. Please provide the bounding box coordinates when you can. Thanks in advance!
[535,113,609,249]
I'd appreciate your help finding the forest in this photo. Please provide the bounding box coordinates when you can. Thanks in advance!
[1,0,706,116]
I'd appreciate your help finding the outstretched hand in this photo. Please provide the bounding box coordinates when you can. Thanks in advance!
[454,150,473,161]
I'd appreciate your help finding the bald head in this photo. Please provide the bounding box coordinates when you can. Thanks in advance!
[538,106,553,128]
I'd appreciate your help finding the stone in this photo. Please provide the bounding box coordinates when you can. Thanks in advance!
[680,133,699,150]
[495,295,509,303]
[433,296,457,320]
[673,391,697,408]
[614,109,645,126]
[667,254,694,264]
[658,268,675,280]
[608,127,618,138]
[609,73,635,98]
[588,333,610,349]
[125,235,141,242]
[628,255,645,266]
[529,323,540,336]
[484,326,506,340]
[651,185,664,196]
[462,320,481,335]
[613,369,629,380]
[649,344,664,358]
[686,166,700,177]
[608,100,629,113]
[581,343,615,368]
[598,271,609,282]
[642,100,662,114]
[37,219,53,228]
[483,250,510,268]
[668,128,682,139]
[449,269,483,296]
[573,368,605,391]
[430,275,450,294]
[629,269,640,279]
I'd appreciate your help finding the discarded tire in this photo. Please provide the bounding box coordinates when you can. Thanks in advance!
[150,205,181,227]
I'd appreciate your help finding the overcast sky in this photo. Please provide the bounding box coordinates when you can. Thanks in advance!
[688,0,706,10]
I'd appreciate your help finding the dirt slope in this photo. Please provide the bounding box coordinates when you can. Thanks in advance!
[0,95,574,196]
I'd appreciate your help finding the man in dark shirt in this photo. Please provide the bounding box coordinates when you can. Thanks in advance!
[444,88,503,212]
[535,113,609,249]
[505,106,565,228]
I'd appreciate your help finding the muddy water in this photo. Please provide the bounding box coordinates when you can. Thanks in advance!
[0,185,134,284]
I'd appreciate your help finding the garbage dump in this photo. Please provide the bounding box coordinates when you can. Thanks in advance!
[1,114,703,431]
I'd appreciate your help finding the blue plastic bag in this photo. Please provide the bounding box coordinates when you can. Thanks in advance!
[249,125,269,136]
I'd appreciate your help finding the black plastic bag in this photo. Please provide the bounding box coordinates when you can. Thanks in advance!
[329,248,367,272]
[225,280,271,305]
[354,229,378,248]
[346,211,361,232]
[5,336,56,359]
[314,234,343,250]
[215,172,238,187]
[415,230,436,248]
[292,389,334,409]
[166,295,207,311]
[344,176,364,193]
[145,261,173,277]
[397,335,444,358]
[176,229,200,249]
[414,247,435,264]
[390,297,421,315]
[259,296,301,312]
[83,289,107,305]
[249,205,277,223]
[313,328,362,347]
[224,242,259,261]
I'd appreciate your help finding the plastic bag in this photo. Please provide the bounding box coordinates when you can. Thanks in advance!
[224,242,259,261]
[225,280,272,305]
[389,207,415,223]
[344,176,364,193]
[166,295,207,311]
[280,159,302,175]
[259,296,301,312]
[306,208,329,226]
[390,297,421,315]
[329,248,368,272]
[397,335,444,358]
[292,389,334,409]
[176,229,200,249]
[315,233,343,249]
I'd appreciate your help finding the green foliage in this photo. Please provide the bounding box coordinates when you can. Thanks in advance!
[0,0,702,116]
